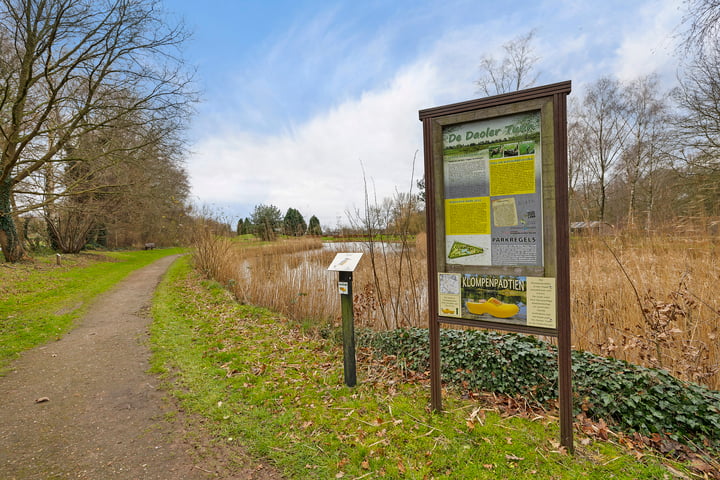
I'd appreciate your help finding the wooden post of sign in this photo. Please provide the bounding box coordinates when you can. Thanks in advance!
[339,270,357,387]
[554,90,574,453]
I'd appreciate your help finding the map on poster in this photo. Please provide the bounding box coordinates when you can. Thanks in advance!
[442,111,543,267]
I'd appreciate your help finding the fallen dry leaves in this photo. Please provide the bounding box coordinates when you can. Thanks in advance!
[361,347,720,478]
[575,413,720,479]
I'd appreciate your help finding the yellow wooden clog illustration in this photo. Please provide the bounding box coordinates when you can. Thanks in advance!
[466,297,519,318]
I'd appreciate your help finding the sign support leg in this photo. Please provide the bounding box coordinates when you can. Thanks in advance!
[429,319,442,411]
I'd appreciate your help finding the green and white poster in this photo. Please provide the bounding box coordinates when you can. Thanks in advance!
[442,111,543,267]
[437,273,557,329]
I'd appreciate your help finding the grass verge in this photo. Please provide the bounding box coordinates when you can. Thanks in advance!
[150,256,683,479]
[0,248,185,370]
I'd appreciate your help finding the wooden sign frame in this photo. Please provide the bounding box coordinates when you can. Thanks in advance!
[419,81,573,450]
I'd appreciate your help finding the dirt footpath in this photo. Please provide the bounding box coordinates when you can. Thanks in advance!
[0,255,283,480]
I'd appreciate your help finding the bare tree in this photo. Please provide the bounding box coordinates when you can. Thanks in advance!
[0,0,194,261]
[674,0,720,166]
[661,0,720,224]
[682,0,720,55]
[34,113,190,252]
[618,75,674,229]
[573,77,630,223]
[475,30,540,97]
[674,41,720,172]
[98,144,192,248]
[567,102,595,222]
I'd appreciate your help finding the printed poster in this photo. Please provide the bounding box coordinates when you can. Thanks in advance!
[438,273,462,318]
[442,111,543,267]
[438,273,557,329]
[461,274,528,326]
[526,277,556,328]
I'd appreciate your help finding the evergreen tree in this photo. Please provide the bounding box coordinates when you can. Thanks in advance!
[242,217,253,234]
[308,215,322,236]
[251,204,282,241]
[283,208,307,236]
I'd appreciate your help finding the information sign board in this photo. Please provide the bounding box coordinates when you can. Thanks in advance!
[419,81,573,451]
[421,83,571,335]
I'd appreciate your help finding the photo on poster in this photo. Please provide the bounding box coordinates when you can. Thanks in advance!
[461,274,527,326]
[491,197,518,227]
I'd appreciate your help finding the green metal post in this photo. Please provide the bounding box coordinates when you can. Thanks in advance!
[339,271,357,387]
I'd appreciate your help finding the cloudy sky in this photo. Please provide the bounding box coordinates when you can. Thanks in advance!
[169,0,685,230]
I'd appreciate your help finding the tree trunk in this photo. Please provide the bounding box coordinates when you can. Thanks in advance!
[628,179,637,229]
[645,173,655,232]
[0,179,24,262]
[599,174,607,223]
[45,216,61,251]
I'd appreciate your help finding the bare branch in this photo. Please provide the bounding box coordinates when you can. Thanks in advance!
[0,0,196,261]
[475,30,539,97]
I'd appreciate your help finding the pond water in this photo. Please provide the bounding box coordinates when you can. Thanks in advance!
[322,242,407,253]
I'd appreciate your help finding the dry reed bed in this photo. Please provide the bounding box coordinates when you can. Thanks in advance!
[347,235,428,330]
[193,231,429,328]
[194,231,719,390]
[571,235,719,390]
[193,233,336,322]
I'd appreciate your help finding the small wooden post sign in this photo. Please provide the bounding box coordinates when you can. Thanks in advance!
[328,253,363,387]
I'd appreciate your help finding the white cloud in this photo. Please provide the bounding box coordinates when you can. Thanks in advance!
[612,0,682,86]
[188,60,442,228]
[186,13,495,229]
[185,0,688,230]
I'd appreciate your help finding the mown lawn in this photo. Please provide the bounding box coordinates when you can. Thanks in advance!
[0,248,184,370]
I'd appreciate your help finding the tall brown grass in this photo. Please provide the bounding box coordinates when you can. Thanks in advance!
[349,233,428,330]
[571,233,719,389]
[193,228,719,390]
[192,229,428,330]
[193,228,337,324]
